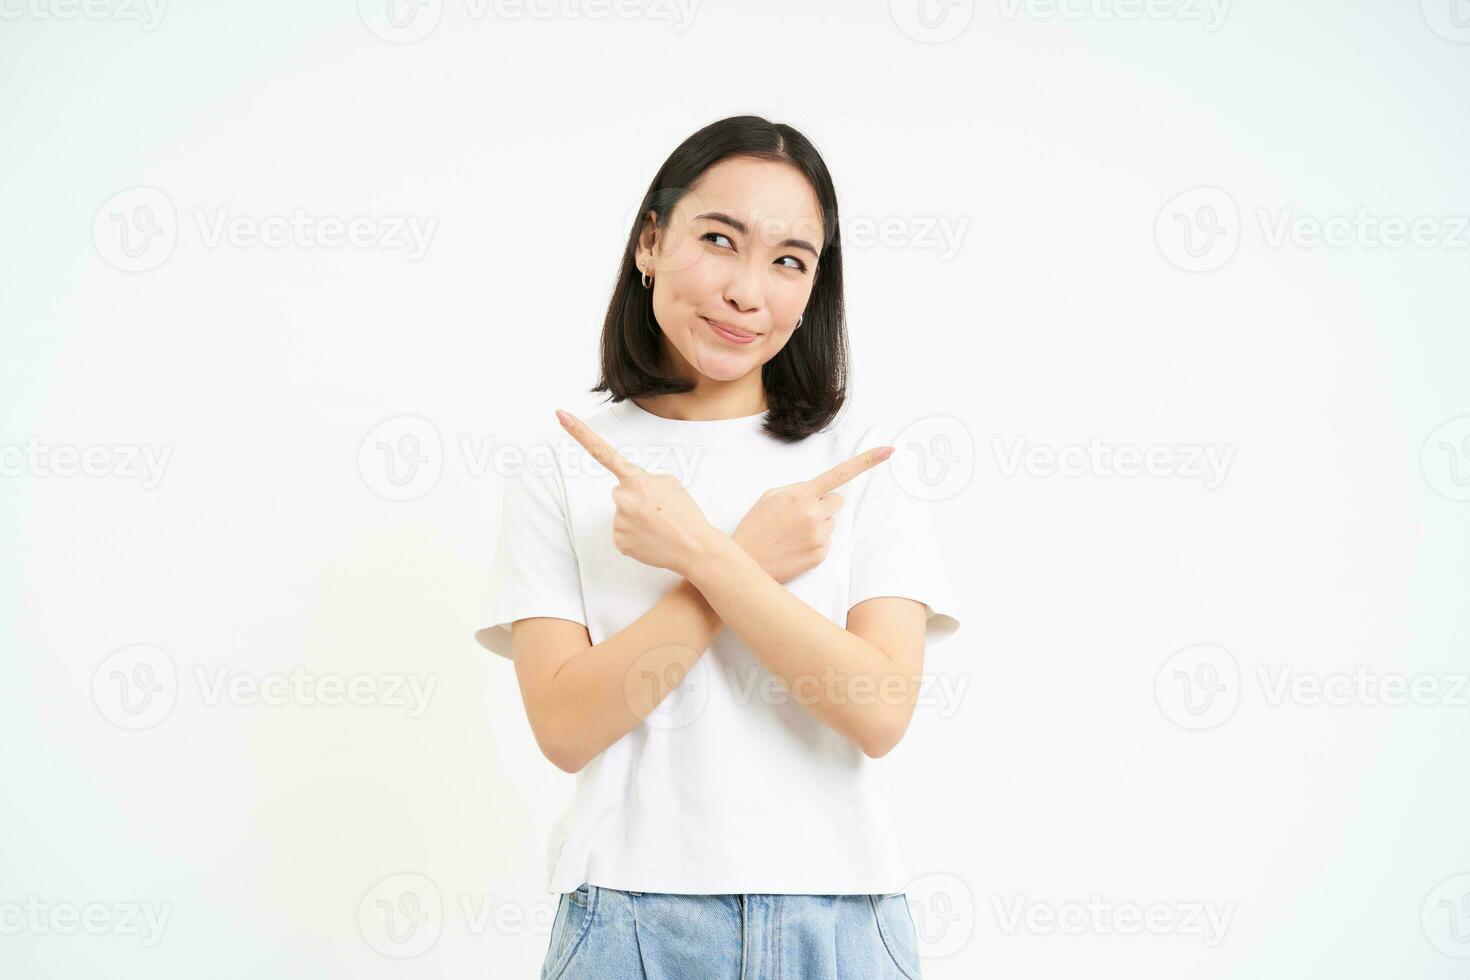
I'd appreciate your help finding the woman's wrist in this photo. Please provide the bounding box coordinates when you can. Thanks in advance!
[681,525,741,584]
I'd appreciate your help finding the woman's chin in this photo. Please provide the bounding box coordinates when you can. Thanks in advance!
[692,343,758,380]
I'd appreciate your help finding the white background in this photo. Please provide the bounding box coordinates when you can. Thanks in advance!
[3,0,1469,977]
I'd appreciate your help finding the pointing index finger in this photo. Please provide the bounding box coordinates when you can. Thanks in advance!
[805,445,894,496]
[556,408,643,483]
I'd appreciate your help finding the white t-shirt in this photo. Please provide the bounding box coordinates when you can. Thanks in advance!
[475,397,961,895]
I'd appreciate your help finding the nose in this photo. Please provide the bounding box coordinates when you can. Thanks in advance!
[721,259,762,315]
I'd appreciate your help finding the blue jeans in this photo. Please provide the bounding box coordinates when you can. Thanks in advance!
[540,884,924,979]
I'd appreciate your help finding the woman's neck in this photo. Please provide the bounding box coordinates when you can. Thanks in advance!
[632,389,767,422]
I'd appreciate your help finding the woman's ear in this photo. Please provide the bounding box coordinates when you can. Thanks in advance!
[637,210,660,267]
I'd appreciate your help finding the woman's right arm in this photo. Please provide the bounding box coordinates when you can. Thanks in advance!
[511,577,720,774]
[512,477,842,773]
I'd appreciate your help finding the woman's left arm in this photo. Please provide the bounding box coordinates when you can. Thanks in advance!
[556,408,927,758]
[684,529,927,758]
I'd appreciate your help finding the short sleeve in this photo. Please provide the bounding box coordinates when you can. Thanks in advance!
[473,441,588,661]
[845,428,962,650]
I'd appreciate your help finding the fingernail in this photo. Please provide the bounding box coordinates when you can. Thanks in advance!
[555,409,570,426]
[877,446,894,460]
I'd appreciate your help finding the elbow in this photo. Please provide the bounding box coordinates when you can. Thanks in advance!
[861,734,898,759]
[528,716,589,774]
[548,749,586,775]
[858,715,907,759]
[858,708,911,764]
[541,736,588,774]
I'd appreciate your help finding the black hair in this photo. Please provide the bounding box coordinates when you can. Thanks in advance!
[591,115,848,442]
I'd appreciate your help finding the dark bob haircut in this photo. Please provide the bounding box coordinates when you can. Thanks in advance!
[591,115,848,443]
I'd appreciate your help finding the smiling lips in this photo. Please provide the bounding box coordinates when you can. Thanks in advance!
[702,316,758,344]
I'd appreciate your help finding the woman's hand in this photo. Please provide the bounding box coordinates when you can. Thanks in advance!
[557,409,718,577]
[733,446,895,584]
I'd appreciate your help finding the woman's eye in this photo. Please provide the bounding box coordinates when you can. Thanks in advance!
[702,232,807,273]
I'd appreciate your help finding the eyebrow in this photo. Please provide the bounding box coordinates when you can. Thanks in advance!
[695,211,820,259]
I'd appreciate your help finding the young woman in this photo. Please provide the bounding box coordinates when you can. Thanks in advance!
[475,115,960,979]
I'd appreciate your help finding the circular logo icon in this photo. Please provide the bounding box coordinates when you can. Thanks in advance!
[92,644,178,730]
[902,871,975,959]
[358,0,443,43]
[93,187,177,273]
[1422,873,1470,958]
[889,0,976,43]
[1421,0,1470,43]
[1421,415,1470,502]
[889,415,974,502]
[619,186,717,281]
[1155,186,1240,272]
[1154,643,1239,730]
[625,647,710,732]
[358,415,443,502]
[358,872,443,958]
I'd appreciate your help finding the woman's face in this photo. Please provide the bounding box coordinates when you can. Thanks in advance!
[635,156,824,385]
